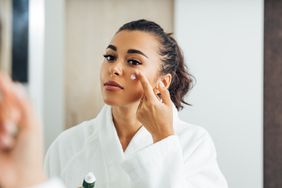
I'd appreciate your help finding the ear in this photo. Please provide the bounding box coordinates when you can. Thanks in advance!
[160,73,172,90]
[153,74,172,96]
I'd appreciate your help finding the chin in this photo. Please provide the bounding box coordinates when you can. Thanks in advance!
[103,98,120,106]
[103,98,140,107]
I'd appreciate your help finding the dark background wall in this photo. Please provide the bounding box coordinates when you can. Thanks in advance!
[12,0,28,83]
[264,0,282,187]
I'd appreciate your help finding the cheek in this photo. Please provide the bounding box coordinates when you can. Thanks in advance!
[100,63,107,82]
[119,80,143,103]
[142,69,160,89]
[127,82,144,99]
[125,72,156,100]
[100,62,159,105]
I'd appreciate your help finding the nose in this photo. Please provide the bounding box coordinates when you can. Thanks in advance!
[109,61,123,77]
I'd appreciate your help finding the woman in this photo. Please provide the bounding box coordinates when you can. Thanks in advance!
[44,19,228,188]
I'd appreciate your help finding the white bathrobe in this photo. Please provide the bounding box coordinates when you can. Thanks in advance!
[44,105,228,188]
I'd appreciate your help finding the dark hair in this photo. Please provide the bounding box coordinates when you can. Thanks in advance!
[117,19,194,111]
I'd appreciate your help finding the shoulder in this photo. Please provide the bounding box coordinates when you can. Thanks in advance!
[175,118,209,142]
[45,105,109,159]
[44,105,110,177]
[44,117,100,177]
[51,118,99,152]
[171,106,211,148]
[174,119,217,160]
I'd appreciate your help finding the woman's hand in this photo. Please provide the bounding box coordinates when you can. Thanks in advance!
[136,72,174,143]
[0,73,46,188]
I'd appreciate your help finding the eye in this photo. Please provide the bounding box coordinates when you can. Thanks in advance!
[103,54,116,62]
[128,59,142,66]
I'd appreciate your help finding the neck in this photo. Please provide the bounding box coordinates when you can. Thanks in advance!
[111,102,142,150]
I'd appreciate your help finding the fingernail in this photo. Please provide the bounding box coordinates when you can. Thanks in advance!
[130,74,137,80]
[4,122,18,136]
[160,82,165,88]
[0,135,13,149]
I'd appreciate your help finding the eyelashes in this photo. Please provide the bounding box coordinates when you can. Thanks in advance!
[128,59,142,66]
[103,54,116,61]
[103,54,142,66]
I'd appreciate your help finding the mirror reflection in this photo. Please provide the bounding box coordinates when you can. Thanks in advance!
[0,1,264,188]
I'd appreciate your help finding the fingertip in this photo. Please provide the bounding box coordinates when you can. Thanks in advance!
[136,71,144,79]
[135,72,145,83]
[158,82,167,94]
[0,134,14,150]
[158,83,171,104]
[0,72,14,98]
[0,72,11,86]
[5,122,18,137]
[157,82,164,90]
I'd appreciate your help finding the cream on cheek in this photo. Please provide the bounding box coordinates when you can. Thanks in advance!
[130,74,137,80]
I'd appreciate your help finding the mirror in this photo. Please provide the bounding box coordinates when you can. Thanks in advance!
[1,0,264,188]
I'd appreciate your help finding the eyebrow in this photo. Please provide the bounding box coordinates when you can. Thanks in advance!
[106,44,149,58]
[107,44,117,51]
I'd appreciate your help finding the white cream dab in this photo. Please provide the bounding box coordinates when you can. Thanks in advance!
[130,74,137,80]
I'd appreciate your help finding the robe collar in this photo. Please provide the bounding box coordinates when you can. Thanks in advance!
[98,104,180,165]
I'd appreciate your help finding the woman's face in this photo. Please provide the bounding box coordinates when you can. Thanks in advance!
[100,30,162,107]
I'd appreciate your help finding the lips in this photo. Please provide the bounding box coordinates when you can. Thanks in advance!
[104,80,124,89]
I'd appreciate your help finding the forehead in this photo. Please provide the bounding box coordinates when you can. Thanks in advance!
[109,30,160,56]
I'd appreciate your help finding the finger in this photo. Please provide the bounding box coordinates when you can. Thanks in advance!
[0,74,19,126]
[0,73,19,113]
[0,74,34,131]
[0,133,14,150]
[5,122,18,137]
[158,82,172,106]
[137,95,144,111]
[0,122,18,137]
[0,72,9,91]
[136,72,158,101]
[12,84,36,130]
[0,72,13,99]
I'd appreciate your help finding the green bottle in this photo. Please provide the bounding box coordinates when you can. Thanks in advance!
[82,172,96,188]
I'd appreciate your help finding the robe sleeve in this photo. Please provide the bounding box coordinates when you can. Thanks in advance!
[29,178,65,188]
[121,133,228,188]
[44,139,63,178]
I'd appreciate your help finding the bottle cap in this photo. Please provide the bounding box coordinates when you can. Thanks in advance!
[85,172,96,184]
